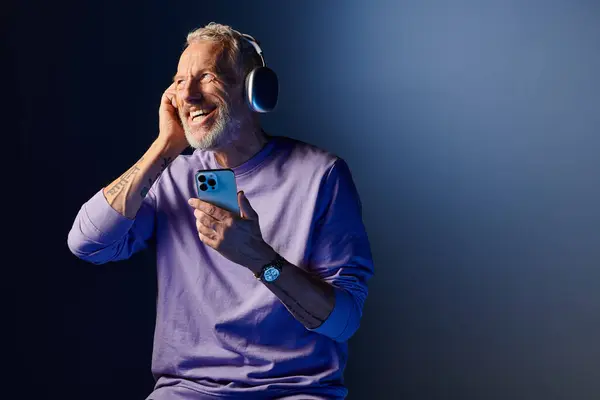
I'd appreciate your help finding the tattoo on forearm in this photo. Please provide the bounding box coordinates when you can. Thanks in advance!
[140,157,173,199]
[140,178,155,199]
[106,164,141,197]
[161,157,172,171]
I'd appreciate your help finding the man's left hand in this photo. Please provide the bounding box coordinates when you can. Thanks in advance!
[187,191,276,273]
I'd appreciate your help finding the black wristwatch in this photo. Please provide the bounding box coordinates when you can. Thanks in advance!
[254,254,285,283]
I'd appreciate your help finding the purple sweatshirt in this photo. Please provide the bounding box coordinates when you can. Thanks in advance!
[67,135,374,399]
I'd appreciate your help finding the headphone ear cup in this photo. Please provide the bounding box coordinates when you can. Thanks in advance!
[245,67,279,113]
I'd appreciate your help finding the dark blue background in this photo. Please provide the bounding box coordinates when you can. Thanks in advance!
[9,1,600,399]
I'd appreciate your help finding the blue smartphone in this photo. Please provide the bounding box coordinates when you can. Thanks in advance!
[194,169,240,215]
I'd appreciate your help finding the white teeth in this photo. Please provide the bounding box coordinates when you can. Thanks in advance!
[190,109,208,118]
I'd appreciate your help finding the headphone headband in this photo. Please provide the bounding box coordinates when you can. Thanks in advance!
[232,29,278,113]
[236,31,267,67]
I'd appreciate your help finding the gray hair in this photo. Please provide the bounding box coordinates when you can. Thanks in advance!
[185,22,263,83]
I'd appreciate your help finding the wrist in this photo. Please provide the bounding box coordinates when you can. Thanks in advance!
[253,252,286,282]
[248,246,278,275]
[152,137,186,158]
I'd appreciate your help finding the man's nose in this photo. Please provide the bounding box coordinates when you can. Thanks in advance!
[181,81,204,104]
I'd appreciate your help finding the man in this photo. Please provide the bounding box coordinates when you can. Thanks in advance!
[67,22,374,400]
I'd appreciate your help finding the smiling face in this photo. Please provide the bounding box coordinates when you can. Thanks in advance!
[174,40,246,150]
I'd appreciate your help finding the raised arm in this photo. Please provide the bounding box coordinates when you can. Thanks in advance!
[67,83,189,264]
[102,138,181,220]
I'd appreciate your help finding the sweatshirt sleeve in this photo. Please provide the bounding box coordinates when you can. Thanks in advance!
[67,187,157,265]
[307,158,375,342]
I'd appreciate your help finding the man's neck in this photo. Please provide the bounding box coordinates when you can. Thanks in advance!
[213,125,269,169]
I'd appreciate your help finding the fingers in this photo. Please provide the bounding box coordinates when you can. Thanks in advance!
[197,230,218,248]
[161,82,179,109]
[194,210,220,247]
[238,191,258,220]
[194,209,219,230]
[196,218,218,239]
[188,198,232,221]
[161,94,177,110]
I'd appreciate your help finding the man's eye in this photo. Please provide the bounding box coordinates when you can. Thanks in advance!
[200,73,215,83]
[176,80,185,88]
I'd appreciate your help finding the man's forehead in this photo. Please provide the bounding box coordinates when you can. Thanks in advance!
[177,41,232,74]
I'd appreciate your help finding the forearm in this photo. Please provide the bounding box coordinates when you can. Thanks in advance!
[103,139,181,219]
[255,257,336,330]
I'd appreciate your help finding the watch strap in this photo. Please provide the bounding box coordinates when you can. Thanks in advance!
[254,254,285,280]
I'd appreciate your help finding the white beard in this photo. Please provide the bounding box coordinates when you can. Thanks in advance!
[181,103,241,151]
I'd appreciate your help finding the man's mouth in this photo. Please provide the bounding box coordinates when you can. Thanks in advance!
[188,107,217,125]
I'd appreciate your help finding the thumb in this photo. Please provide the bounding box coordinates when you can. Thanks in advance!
[238,191,258,220]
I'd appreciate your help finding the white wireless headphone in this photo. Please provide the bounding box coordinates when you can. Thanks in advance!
[236,32,279,113]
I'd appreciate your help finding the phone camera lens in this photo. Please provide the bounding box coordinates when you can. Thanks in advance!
[200,183,208,191]
[198,175,206,182]
[207,179,216,186]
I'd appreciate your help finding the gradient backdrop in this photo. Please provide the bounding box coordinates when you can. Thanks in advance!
[9,0,600,399]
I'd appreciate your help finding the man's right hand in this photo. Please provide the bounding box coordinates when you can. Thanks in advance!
[158,82,188,154]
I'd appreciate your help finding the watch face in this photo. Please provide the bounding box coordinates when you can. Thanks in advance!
[263,266,280,282]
